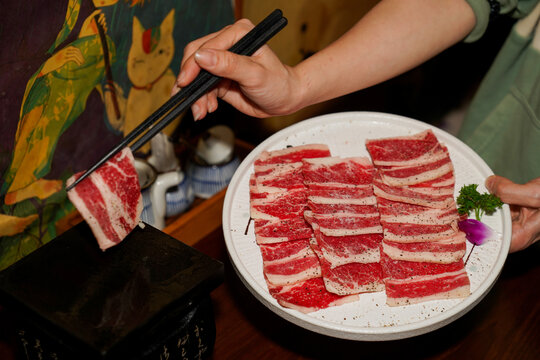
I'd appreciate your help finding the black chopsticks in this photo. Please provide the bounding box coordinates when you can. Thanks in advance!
[66,9,287,192]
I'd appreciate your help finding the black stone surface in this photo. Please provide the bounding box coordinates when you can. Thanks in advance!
[0,222,223,359]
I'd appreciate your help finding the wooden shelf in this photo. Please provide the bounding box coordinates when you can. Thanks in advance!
[163,188,227,247]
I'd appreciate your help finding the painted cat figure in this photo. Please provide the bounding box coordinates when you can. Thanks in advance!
[123,9,179,153]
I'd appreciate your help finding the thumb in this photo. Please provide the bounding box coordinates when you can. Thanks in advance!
[194,48,260,86]
[485,175,540,208]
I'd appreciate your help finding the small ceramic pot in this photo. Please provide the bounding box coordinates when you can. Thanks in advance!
[187,156,241,199]
[135,159,191,229]
[165,174,195,217]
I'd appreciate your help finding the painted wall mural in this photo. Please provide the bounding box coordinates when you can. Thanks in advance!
[0,0,234,269]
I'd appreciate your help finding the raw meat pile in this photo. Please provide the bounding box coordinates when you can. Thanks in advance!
[249,130,470,312]
[67,148,143,251]
[303,156,384,296]
[250,145,360,313]
[366,130,470,306]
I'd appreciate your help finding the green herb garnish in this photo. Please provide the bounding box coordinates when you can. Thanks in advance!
[457,184,503,221]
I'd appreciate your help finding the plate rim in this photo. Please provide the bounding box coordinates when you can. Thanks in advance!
[222,111,511,341]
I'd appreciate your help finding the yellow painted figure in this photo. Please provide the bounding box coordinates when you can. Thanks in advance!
[113,9,181,154]
[1,0,121,207]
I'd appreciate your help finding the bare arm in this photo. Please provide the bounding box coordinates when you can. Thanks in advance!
[295,0,476,109]
[174,0,476,120]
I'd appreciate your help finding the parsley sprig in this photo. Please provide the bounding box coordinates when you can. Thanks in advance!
[457,184,503,221]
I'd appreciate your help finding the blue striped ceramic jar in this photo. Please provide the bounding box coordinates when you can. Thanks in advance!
[165,174,195,217]
[187,156,241,199]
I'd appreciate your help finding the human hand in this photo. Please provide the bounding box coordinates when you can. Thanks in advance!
[173,19,302,120]
[79,10,107,38]
[485,175,540,253]
[39,46,84,77]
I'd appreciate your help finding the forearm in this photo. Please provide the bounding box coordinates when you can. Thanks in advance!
[292,0,476,110]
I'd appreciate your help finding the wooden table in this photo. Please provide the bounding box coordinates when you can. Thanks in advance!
[185,227,540,360]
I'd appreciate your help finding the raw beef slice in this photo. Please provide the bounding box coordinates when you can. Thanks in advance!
[67,148,142,250]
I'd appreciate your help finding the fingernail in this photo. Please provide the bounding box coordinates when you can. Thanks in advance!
[176,71,185,85]
[192,104,201,121]
[170,83,180,96]
[195,49,217,67]
[485,175,495,192]
[208,101,217,113]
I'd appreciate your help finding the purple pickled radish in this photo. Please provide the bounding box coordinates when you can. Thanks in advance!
[458,219,496,246]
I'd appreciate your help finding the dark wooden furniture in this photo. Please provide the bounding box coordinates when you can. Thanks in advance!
[188,227,540,360]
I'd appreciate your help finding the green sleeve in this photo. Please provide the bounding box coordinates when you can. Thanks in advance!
[463,0,538,42]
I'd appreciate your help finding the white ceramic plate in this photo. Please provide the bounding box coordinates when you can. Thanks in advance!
[222,112,511,341]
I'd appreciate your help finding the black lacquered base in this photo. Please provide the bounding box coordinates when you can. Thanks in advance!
[0,222,223,359]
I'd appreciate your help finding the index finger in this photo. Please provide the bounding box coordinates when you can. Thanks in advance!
[486,175,540,208]
[180,26,232,70]
[177,19,254,87]
[176,30,226,88]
